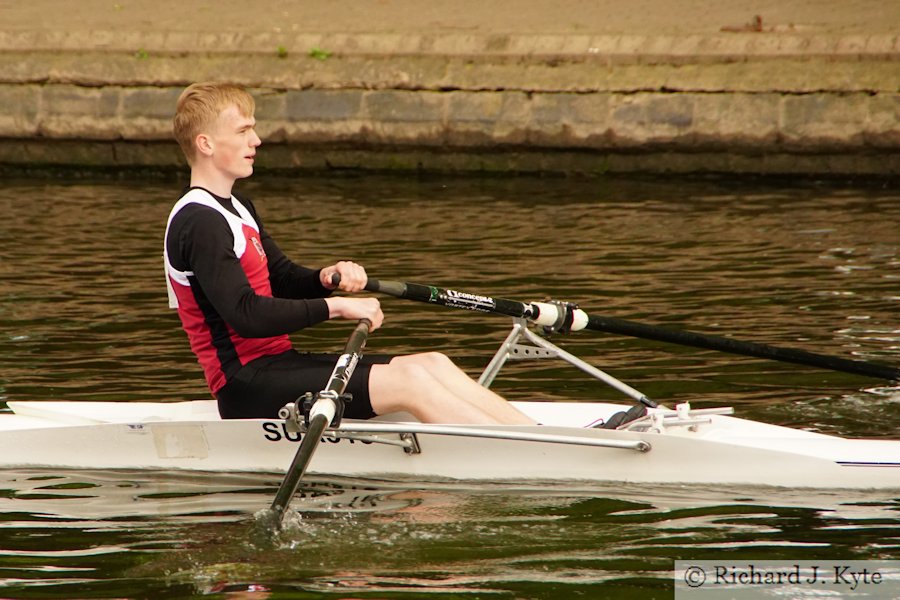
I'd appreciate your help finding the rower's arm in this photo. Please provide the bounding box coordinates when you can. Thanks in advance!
[261,231,333,300]
[235,194,333,300]
[169,207,330,337]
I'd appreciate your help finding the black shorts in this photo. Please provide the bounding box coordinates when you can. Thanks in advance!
[215,349,393,420]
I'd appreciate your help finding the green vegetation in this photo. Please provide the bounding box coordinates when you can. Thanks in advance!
[308,47,332,61]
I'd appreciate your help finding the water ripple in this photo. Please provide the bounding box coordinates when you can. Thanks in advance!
[0,175,898,597]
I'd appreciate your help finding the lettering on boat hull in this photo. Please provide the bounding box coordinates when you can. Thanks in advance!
[261,421,372,445]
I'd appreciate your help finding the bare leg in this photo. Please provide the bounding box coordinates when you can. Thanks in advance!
[397,353,535,423]
[368,352,536,425]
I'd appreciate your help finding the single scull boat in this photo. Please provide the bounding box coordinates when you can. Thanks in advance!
[1,318,897,490]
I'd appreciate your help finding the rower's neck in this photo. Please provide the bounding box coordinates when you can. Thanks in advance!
[190,166,234,199]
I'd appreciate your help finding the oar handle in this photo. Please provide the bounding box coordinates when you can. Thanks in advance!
[365,278,536,319]
[335,274,533,318]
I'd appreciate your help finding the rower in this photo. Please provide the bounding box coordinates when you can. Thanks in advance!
[165,81,536,427]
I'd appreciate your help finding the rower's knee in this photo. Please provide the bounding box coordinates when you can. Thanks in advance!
[383,357,441,391]
[389,351,454,374]
[369,359,446,417]
[413,351,455,372]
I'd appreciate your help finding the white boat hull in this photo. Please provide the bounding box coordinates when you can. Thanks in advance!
[1,399,897,490]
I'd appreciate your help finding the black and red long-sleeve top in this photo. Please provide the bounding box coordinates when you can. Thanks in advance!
[164,187,331,393]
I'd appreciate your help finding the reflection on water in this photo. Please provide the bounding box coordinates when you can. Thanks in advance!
[1,469,897,597]
[0,174,898,597]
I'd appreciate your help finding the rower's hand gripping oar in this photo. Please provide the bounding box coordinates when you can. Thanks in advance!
[265,318,372,527]
[364,278,900,382]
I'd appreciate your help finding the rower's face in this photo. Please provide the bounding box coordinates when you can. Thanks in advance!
[207,104,261,180]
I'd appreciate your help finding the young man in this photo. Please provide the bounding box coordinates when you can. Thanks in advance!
[165,82,535,425]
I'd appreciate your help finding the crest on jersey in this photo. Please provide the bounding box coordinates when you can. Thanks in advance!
[250,235,266,260]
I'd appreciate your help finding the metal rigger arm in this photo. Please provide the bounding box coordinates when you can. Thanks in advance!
[478,318,657,409]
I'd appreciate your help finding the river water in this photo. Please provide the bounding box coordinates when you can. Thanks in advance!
[0,174,897,598]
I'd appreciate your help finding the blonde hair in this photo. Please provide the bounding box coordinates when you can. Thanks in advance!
[173,82,255,164]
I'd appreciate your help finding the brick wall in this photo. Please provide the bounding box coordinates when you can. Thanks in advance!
[0,31,897,174]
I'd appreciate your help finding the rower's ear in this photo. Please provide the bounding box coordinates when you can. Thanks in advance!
[195,133,214,158]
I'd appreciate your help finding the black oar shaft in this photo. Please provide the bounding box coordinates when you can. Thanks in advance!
[367,279,532,319]
[366,278,899,381]
[268,319,371,524]
[269,412,329,519]
[586,315,900,381]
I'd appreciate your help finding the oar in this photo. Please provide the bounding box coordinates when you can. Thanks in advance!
[265,318,371,527]
[363,278,900,381]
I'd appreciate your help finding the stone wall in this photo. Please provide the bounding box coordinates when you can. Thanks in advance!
[0,31,897,175]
